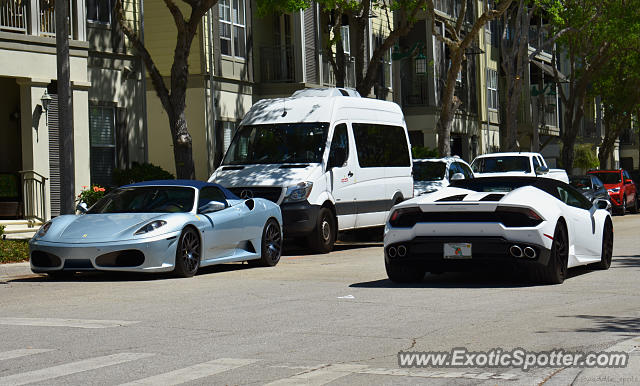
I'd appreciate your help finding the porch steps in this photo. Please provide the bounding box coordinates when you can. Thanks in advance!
[0,220,42,240]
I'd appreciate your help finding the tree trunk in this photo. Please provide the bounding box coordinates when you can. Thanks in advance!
[437,49,463,156]
[351,13,367,95]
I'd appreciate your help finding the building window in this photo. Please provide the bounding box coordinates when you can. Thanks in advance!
[219,0,246,58]
[374,35,392,89]
[89,105,116,187]
[341,25,350,55]
[86,0,111,24]
[487,69,498,110]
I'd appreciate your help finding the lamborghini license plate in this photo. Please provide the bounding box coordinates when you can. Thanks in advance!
[444,243,472,259]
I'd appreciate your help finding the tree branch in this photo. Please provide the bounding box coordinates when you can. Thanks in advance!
[114,0,172,114]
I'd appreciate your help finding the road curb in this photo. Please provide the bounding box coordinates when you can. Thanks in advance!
[0,262,33,281]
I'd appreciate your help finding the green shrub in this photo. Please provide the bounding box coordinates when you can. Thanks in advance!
[112,162,175,187]
[412,146,439,159]
[0,224,5,238]
[77,185,107,207]
[0,239,30,264]
[574,144,599,171]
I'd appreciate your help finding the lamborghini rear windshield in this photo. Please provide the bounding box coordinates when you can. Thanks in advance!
[88,186,196,213]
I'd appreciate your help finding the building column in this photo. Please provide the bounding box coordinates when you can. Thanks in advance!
[72,82,91,196]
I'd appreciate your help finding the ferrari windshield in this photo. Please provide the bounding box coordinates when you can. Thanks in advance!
[413,161,446,181]
[471,156,531,173]
[590,172,621,184]
[88,186,196,214]
[222,123,329,165]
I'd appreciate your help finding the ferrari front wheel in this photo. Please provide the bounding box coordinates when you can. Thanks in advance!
[532,222,568,285]
[174,227,200,278]
[254,219,282,267]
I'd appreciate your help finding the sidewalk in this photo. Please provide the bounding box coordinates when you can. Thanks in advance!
[0,262,33,281]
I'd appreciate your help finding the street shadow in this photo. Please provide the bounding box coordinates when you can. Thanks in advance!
[611,255,640,268]
[350,265,596,289]
[541,315,640,338]
[282,240,382,256]
[7,262,257,283]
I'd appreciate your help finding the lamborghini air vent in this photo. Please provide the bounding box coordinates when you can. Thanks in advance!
[436,194,467,202]
[480,194,505,202]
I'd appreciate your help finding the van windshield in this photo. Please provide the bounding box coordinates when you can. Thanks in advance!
[222,123,330,165]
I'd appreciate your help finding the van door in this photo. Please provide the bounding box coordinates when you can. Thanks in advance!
[351,123,411,227]
[327,122,356,230]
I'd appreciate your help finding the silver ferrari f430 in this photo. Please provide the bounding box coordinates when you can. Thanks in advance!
[29,180,283,278]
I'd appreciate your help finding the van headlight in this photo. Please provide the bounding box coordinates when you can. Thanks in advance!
[283,182,313,203]
[134,220,167,235]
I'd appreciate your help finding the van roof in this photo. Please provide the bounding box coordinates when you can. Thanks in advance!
[240,95,405,127]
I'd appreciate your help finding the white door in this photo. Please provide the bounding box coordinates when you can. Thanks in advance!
[556,185,601,261]
[327,122,356,230]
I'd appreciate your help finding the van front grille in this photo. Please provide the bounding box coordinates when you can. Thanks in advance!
[228,187,284,203]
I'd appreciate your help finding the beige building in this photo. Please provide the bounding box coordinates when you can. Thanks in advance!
[144,1,395,180]
[0,0,90,228]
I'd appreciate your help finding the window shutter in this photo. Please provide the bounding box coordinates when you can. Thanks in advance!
[304,5,318,84]
[47,95,61,217]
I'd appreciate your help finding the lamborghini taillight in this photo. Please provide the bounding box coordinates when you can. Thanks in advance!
[389,207,422,228]
[495,206,543,227]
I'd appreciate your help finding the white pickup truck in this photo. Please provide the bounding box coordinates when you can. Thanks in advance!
[470,152,569,183]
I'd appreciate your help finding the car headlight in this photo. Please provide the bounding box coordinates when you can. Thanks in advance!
[134,220,167,235]
[608,188,620,193]
[283,182,313,203]
[35,221,52,238]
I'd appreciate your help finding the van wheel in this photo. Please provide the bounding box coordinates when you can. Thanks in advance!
[307,208,336,254]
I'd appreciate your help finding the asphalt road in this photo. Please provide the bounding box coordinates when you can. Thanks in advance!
[0,215,639,385]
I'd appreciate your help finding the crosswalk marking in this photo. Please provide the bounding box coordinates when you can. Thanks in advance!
[0,349,54,361]
[0,353,154,386]
[0,317,140,329]
[265,364,369,385]
[119,358,258,386]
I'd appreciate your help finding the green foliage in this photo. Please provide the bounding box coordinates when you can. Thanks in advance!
[0,239,30,264]
[412,146,439,159]
[112,163,175,187]
[77,186,107,207]
[0,225,5,238]
[573,144,599,171]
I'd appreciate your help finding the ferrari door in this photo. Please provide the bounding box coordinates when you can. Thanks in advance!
[556,185,601,261]
[199,187,243,259]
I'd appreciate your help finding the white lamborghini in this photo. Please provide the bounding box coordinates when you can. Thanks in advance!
[384,177,613,284]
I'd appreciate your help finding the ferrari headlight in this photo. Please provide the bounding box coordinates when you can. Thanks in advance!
[134,220,167,235]
[283,182,313,203]
[608,187,620,193]
[35,221,52,238]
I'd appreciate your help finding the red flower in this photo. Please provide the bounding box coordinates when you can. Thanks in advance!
[99,188,105,192]
[93,186,99,192]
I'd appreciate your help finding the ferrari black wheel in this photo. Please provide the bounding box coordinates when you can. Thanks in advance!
[385,262,425,283]
[595,221,613,270]
[254,219,282,267]
[174,227,200,278]
[532,222,569,285]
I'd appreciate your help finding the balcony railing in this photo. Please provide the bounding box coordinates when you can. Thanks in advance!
[0,0,28,33]
[322,57,356,88]
[260,46,295,83]
[0,0,73,38]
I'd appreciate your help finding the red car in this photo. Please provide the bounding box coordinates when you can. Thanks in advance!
[588,169,638,215]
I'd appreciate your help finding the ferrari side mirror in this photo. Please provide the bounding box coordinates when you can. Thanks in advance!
[199,201,226,214]
[76,202,88,214]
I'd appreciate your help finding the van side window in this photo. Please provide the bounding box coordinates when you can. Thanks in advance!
[351,123,410,167]
[328,124,349,168]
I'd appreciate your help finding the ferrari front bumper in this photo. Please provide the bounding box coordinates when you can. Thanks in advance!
[29,230,182,273]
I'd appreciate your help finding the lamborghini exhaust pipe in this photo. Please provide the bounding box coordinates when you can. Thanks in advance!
[509,245,523,258]
[388,246,397,258]
[523,247,537,259]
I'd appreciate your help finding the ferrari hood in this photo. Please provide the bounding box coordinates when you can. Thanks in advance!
[55,213,164,243]
[210,163,321,187]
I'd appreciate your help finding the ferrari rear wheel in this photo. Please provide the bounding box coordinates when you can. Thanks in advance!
[595,221,613,270]
[254,218,282,267]
[385,262,425,283]
[532,222,568,285]
[174,227,200,278]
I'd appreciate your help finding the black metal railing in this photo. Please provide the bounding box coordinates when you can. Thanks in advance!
[260,46,295,82]
[19,170,47,222]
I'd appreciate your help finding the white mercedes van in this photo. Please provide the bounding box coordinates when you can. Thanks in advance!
[208,88,413,253]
